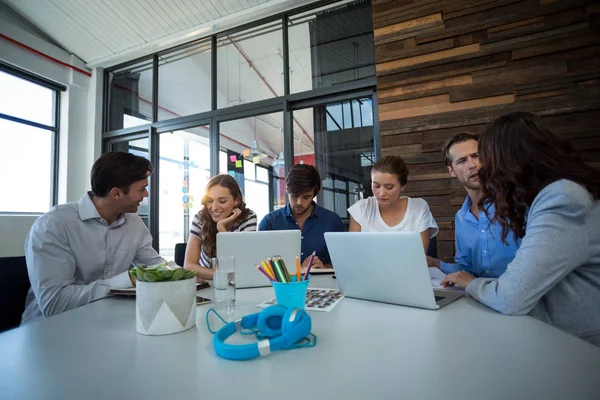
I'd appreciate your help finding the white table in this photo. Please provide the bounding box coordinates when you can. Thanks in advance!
[1,276,599,400]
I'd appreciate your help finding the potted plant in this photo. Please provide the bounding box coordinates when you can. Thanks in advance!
[130,263,197,336]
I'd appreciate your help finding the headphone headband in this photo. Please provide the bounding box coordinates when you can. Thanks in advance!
[212,305,311,360]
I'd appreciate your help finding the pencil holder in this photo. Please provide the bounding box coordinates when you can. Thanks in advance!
[272,276,310,309]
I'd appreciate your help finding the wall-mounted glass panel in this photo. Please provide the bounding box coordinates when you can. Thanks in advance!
[288,0,375,94]
[159,125,210,259]
[218,112,283,220]
[217,21,283,108]
[293,96,374,219]
[158,41,212,121]
[107,59,153,131]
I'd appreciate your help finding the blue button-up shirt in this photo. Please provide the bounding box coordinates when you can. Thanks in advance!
[440,196,520,278]
[258,202,345,264]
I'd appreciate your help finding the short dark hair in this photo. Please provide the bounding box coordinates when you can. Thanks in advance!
[91,152,153,197]
[286,164,321,196]
[442,132,479,166]
[372,155,409,186]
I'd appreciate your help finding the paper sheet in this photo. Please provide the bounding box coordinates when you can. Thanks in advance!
[429,267,446,288]
[429,268,465,292]
[257,288,345,312]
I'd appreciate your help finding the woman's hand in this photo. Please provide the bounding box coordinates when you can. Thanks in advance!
[216,208,242,232]
[440,271,475,288]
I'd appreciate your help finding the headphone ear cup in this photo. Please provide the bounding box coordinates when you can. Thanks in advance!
[282,307,306,334]
[257,305,287,337]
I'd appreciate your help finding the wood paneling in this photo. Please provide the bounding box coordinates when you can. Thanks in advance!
[373,0,600,261]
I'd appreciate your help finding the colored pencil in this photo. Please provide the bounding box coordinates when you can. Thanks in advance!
[256,264,275,281]
[268,257,286,282]
[303,251,316,280]
[261,260,275,280]
[277,256,291,282]
[295,256,301,282]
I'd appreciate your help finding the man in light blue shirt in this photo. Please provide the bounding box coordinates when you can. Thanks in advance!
[427,133,519,278]
[22,152,165,324]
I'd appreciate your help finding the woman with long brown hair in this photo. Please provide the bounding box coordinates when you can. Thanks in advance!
[184,174,257,281]
[441,112,600,346]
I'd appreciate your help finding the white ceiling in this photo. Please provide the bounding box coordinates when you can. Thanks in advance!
[2,0,319,66]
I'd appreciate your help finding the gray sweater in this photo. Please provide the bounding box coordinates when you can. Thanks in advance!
[466,180,600,346]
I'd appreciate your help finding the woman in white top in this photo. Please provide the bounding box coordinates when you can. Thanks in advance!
[184,174,257,281]
[348,155,438,252]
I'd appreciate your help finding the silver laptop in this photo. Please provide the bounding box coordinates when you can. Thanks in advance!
[324,232,463,309]
[217,230,301,289]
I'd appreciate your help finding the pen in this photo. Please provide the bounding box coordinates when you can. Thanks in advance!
[303,251,316,281]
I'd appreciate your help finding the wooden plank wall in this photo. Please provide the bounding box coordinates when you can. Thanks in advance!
[373,0,600,262]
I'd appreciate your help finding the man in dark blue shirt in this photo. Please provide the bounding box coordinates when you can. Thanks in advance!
[258,164,345,269]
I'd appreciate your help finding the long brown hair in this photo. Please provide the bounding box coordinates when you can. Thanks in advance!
[478,112,600,242]
[199,174,252,258]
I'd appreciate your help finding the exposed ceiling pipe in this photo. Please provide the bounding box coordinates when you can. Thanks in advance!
[113,83,273,160]
[1,33,91,77]
[227,37,314,147]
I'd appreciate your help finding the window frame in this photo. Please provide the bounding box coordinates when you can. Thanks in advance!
[101,0,379,250]
[0,62,64,214]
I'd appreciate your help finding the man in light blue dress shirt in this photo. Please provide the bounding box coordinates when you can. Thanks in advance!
[427,133,520,278]
[22,152,165,324]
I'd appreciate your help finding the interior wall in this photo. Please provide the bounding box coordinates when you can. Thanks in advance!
[372,0,600,261]
[0,10,100,257]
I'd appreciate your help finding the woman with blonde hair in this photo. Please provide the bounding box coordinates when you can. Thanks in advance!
[184,174,257,280]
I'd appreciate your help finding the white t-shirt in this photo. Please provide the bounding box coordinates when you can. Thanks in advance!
[348,196,439,237]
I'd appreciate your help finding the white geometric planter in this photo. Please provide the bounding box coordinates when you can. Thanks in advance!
[136,278,197,335]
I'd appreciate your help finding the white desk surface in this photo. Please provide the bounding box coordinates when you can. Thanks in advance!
[1,276,599,400]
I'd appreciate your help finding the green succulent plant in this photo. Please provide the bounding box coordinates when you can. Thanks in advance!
[129,262,196,282]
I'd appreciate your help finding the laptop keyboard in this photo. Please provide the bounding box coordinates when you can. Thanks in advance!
[434,296,444,302]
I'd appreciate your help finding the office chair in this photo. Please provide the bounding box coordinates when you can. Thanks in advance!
[427,236,438,258]
[174,243,187,267]
[0,256,30,332]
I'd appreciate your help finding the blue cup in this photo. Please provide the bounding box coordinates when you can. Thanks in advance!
[272,276,310,309]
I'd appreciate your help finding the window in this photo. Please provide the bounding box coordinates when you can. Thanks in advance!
[159,125,211,259]
[288,0,375,94]
[0,66,62,213]
[106,59,153,131]
[219,113,283,220]
[158,40,212,121]
[102,0,378,250]
[217,21,283,108]
[293,96,375,219]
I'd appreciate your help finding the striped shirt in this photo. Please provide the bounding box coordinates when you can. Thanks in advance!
[190,210,257,268]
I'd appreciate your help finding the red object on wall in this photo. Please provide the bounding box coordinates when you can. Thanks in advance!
[293,154,315,166]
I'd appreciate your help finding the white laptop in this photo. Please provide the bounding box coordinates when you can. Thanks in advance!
[217,230,301,289]
[324,232,464,309]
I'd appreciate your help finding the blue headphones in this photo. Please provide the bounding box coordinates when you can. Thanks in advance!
[209,305,313,360]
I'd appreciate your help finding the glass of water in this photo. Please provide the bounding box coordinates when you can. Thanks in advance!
[211,256,235,317]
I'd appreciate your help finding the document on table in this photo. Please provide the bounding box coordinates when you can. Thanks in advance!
[429,267,446,288]
[429,268,465,291]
